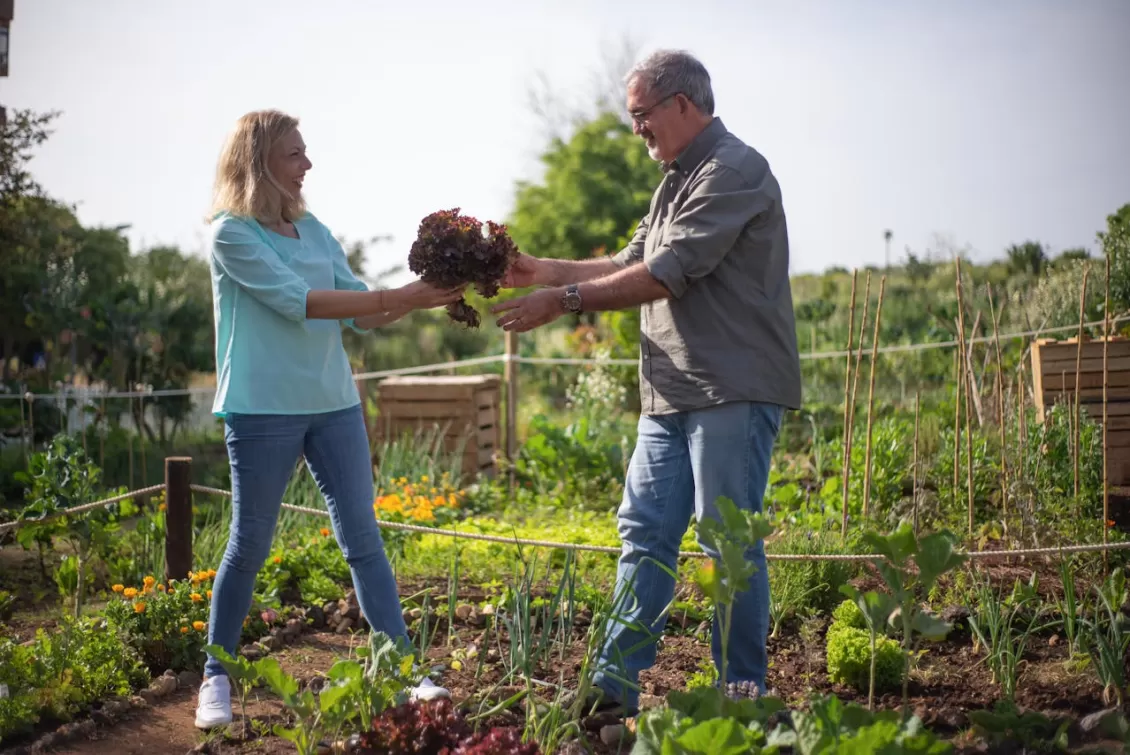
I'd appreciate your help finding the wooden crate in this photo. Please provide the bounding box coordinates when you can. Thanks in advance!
[373,375,501,481]
[1031,336,1130,485]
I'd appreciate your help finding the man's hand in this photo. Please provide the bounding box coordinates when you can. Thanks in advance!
[491,288,565,332]
[501,252,545,289]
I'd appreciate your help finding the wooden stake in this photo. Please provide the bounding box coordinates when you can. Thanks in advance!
[164,456,194,584]
[1103,254,1111,569]
[913,390,921,536]
[955,258,974,535]
[504,330,519,490]
[840,270,859,538]
[1073,265,1090,498]
[953,348,963,510]
[987,284,1008,518]
[862,276,887,521]
[843,271,872,535]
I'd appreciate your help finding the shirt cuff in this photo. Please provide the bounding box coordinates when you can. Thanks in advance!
[611,247,639,269]
[644,245,688,299]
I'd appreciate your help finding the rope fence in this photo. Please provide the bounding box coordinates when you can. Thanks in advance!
[5,474,1127,565]
[4,315,1126,402]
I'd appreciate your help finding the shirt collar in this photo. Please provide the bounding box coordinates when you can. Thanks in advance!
[665,117,727,175]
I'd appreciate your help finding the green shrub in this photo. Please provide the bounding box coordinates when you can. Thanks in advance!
[831,598,867,630]
[826,625,904,692]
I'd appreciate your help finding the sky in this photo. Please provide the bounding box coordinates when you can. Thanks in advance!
[4,0,1129,283]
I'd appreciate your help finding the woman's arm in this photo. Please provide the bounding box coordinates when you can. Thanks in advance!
[352,306,412,329]
[305,284,462,320]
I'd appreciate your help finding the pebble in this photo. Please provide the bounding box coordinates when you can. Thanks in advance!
[240,645,264,661]
[103,699,131,717]
[260,634,285,651]
[409,608,423,620]
[137,689,159,706]
[336,617,355,634]
[1080,707,1123,735]
[307,605,326,629]
[455,604,473,621]
[600,724,630,746]
[149,676,177,697]
[130,695,149,708]
[1048,634,1060,647]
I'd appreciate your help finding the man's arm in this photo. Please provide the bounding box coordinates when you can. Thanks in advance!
[538,257,621,287]
[573,262,669,311]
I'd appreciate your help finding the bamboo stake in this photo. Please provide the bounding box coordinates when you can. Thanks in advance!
[1103,254,1111,569]
[862,275,887,520]
[842,271,872,535]
[1073,265,1090,498]
[955,258,974,535]
[953,348,963,510]
[987,284,1008,518]
[20,393,28,467]
[913,390,921,536]
[99,394,106,471]
[1017,369,1026,481]
[840,270,859,538]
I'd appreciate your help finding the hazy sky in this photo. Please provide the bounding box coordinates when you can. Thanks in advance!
[5,0,1129,283]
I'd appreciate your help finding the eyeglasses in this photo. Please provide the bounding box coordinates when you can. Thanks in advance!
[628,92,679,125]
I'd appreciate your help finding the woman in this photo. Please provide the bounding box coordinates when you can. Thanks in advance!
[195,109,460,730]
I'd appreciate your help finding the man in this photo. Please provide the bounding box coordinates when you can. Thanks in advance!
[492,49,802,715]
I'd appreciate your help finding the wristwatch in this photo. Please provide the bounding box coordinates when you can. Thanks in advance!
[562,284,582,314]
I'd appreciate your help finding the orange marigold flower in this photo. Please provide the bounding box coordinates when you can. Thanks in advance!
[193,620,206,631]
[190,592,203,602]
[180,626,190,634]
[272,556,282,565]
[133,601,146,613]
[112,584,125,593]
[206,590,213,599]
[123,587,139,599]
[157,584,166,592]
[143,576,156,588]
[320,527,330,537]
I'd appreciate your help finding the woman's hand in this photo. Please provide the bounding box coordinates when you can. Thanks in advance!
[397,280,467,310]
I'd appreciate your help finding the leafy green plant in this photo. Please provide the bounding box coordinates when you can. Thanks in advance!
[861,523,966,714]
[694,497,775,690]
[833,592,901,709]
[780,694,951,754]
[200,645,262,735]
[1083,568,1130,707]
[968,701,1071,753]
[1054,557,1085,658]
[968,575,1056,702]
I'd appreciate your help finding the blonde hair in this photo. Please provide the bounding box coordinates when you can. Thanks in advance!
[210,110,306,223]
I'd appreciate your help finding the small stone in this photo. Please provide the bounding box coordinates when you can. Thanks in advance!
[149,676,177,697]
[1080,708,1123,735]
[323,601,339,616]
[600,723,630,745]
[137,689,159,706]
[941,605,971,625]
[487,648,499,662]
[75,719,97,736]
[455,604,473,621]
[56,722,79,739]
[177,670,202,689]
[409,608,423,620]
[480,603,495,616]
[104,699,131,716]
[308,605,326,629]
[1048,634,1060,647]
[336,617,355,634]
[402,609,414,624]
[240,645,264,661]
[260,634,285,651]
[129,695,149,708]
[283,618,304,640]
[163,668,178,679]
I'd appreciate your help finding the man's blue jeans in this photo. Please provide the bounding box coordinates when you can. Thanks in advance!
[592,400,783,711]
[203,404,408,679]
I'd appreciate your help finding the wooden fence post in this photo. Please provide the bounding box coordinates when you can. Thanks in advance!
[165,456,193,584]
[504,331,519,488]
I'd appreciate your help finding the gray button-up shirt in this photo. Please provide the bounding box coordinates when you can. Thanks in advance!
[611,117,802,415]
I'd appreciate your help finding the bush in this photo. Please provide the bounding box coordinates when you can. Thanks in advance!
[831,598,867,630]
[826,624,904,693]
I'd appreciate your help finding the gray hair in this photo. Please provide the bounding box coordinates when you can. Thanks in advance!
[625,49,715,116]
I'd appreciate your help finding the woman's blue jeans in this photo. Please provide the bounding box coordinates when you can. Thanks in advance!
[203,404,408,678]
[591,400,783,712]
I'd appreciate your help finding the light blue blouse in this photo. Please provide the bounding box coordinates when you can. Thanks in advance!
[207,212,369,417]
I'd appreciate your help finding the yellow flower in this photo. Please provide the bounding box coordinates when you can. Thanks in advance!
[143,575,156,588]
[133,601,146,613]
[190,592,203,602]
[206,590,213,600]
[272,556,282,565]
[180,626,190,634]
[158,503,167,512]
[157,584,166,593]
[112,584,124,593]
[421,475,429,483]
[193,620,206,631]
[123,587,139,599]
[451,659,462,671]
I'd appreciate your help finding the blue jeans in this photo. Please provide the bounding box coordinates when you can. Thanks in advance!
[203,404,408,678]
[592,401,783,711]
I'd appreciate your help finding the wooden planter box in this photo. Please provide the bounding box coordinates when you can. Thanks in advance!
[1031,336,1130,485]
[373,375,501,481]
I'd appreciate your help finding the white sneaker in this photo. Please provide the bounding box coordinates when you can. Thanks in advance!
[410,677,450,702]
[194,674,233,729]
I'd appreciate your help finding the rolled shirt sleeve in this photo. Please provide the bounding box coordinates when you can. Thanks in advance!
[645,163,772,299]
[611,213,650,268]
[212,220,311,322]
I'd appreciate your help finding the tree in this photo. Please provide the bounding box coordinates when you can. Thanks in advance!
[1098,203,1130,318]
[507,111,656,263]
[1005,240,1047,277]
